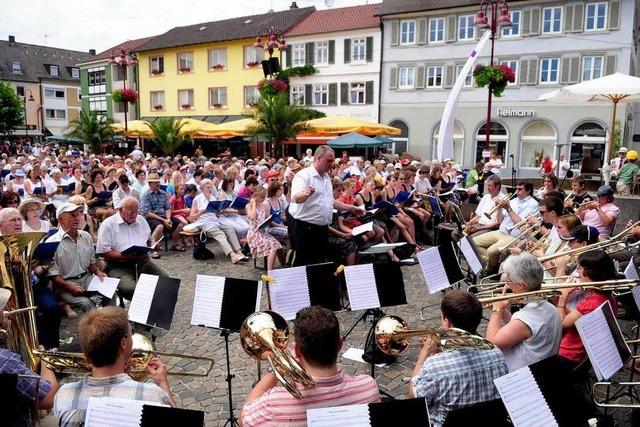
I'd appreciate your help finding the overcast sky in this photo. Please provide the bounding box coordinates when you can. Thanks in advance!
[0,0,381,53]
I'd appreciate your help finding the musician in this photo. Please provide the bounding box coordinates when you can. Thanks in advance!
[610,219,640,271]
[528,196,565,256]
[54,307,174,426]
[473,181,539,273]
[578,185,619,239]
[564,175,594,213]
[535,174,559,199]
[410,290,508,426]
[463,175,506,236]
[486,253,562,371]
[242,306,380,426]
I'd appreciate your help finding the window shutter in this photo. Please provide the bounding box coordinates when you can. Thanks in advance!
[564,4,574,33]
[561,57,571,84]
[522,9,531,36]
[519,59,529,84]
[417,18,427,44]
[390,20,400,46]
[340,83,349,105]
[608,0,620,30]
[286,45,292,68]
[527,58,538,85]
[573,3,584,32]
[444,64,455,88]
[329,83,337,105]
[366,37,374,62]
[221,89,228,107]
[389,66,398,89]
[305,84,312,106]
[570,56,580,83]
[342,39,351,64]
[604,55,617,75]
[446,15,457,42]
[415,65,425,89]
[365,81,374,104]
[305,42,314,65]
[328,40,335,64]
[529,8,541,35]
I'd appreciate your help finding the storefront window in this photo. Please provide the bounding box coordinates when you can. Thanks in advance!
[433,122,464,163]
[475,122,508,163]
[520,121,557,168]
[570,122,605,172]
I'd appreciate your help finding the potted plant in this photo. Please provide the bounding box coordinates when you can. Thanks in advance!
[211,64,224,70]
[178,67,191,73]
[212,103,223,108]
[181,104,192,109]
[111,88,138,104]
[153,105,163,111]
[246,61,260,68]
[151,69,162,75]
[473,64,515,97]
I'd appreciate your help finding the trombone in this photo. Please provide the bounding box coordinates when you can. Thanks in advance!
[484,192,517,220]
[498,219,543,254]
[506,214,541,233]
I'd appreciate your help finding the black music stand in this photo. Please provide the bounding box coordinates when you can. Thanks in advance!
[221,329,239,427]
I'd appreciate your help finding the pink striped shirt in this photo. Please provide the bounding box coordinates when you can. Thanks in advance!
[242,371,380,427]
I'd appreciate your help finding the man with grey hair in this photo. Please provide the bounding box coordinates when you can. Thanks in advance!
[0,207,23,235]
[464,174,506,237]
[485,252,561,372]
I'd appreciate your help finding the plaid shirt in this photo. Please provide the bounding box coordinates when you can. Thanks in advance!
[412,347,508,427]
[139,188,170,218]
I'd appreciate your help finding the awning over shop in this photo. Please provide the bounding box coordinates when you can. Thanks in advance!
[327,132,382,149]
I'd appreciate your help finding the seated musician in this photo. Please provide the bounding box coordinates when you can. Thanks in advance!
[54,307,174,426]
[463,175,506,237]
[578,185,619,239]
[564,175,594,214]
[486,253,562,371]
[473,181,539,274]
[554,225,599,279]
[610,219,640,270]
[518,196,565,257]
[410,290,508,427]
[535,173,559,199]
[241,306,380,426]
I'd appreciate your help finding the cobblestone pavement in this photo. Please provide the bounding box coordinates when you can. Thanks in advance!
[59,245,637,426]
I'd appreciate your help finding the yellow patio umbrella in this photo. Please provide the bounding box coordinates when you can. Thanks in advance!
[298,116,401,137]
[111,120,154,138]
[176,118,219,137]
[196,118,259,137]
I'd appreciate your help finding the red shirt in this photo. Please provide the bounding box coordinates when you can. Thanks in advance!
[169,195,186,218]
[541,159,553,174]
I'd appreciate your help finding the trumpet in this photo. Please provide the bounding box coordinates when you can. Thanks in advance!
[506,214,540,233]
[373,315,494,356]
[564,192,575,203]
[484,192,517,220]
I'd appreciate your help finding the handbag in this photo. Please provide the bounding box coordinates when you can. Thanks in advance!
[193,230,215,260]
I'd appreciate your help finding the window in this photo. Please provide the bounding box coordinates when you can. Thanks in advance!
[177,52,193,72]
[88,67,106,95]
[71,68,80,78]
[499,60,518,85]
[351,38,366,62]
[150,56,164,74]
[400,20,416,45]
[426,66,443,87]
[542,7,562,34]
[209,87,227,108]
[208,48,227,70]
[244,46,262,67]
[398,66,415,89]
[150,91,165,110]
[244,86,260,107]
[49,65,59,77]
[178,89,194,109]
[458,15,475,40]
[89,96,107,115]
[315,41,329,65]
[540,58,559,84]
[502,11,521,36]
[291,85,305,105]
[292,44,305,67]
[455,65,473,87]
[16,86,25,96]
[11,61,21,74]
[45,109,66,119]
[585,2,607,31]
[313,84,329,106]
[520,121,557,168]
[349,82,365,104]
[582,56,604,81]
[429,18,445,43]
[44,88,65,99]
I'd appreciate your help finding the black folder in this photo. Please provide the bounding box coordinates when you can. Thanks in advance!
[219,277,262,332]
[140,405,204,427]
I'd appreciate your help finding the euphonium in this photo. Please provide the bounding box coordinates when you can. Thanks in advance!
[240,311,315,399]
[373,315,494,356]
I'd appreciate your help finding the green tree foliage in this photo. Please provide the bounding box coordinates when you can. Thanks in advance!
[0,81,25,135]
[68,110,114,153]
[146,118,192,156]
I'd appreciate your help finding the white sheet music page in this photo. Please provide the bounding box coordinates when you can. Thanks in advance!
[351,221,374,236]
[624,261,639,280]
[191,275,225,328]
[493,367,558,427]
[256,281,264,312]
[127,274,157,325]
[416,247,451,294]
[268,267,310,320]
[307,403,371,427]
[344,264,380,310]
[632,286,640,312]
[459,237,483,275]
[575,301,623,380]
[87,275,120,298]
[85,397,167,427]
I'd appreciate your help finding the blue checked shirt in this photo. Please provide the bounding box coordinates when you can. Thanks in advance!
[139,188,170,218]
[412,347,508,427]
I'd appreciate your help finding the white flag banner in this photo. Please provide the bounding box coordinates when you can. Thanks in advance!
[437,31,491,161]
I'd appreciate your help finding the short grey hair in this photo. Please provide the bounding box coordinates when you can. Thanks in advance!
[501,253,543,291]
[486,174,502,188]
[314,145,335,159]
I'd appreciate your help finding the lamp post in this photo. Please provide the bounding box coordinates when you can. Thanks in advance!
[254,26,287,78]
[475,0,512,154]
[109,48,138,145]
[22,89,35,143]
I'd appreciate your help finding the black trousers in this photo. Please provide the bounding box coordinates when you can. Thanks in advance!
[291,218,328,267]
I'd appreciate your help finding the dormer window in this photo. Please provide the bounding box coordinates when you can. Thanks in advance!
[49,65,59,76]
[71,67,80,78]
[11,61,21,74]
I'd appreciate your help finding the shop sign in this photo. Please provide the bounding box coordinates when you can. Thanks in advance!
[497,108,535,118]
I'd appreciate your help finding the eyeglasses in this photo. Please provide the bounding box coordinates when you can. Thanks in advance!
[121,207,138,215]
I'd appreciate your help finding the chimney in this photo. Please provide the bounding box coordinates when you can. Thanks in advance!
[290,1,298,9]
[89,49,96,56]
[8,35,15,44]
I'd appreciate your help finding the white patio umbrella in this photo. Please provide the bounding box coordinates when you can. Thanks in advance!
[538,73,640,162]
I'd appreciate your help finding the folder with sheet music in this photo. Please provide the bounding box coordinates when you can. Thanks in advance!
[206,200,232,213]
[307,397,429,427]
[32,187,46,195]
[97,191,113,200]
[343,263,406,311]
[127,274,181,330]
[57,182,76,194]
[121,245,154,256]
[229,196,249,210]
[84,396,204,427]
[33,241,60,262]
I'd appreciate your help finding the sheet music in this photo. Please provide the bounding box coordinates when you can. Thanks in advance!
[191,275,225,328]
[344,264,380,310]
[624,261,639,280]
[633,286,640,312]
[341,347,386,368]
[359,242,405,254]
[351,221,374,236]
[458,237,483,275]
[127,274,157,325]
[85,397,167,427]
[268,267,310,320]
[307,404,371,427]
[416,247,451,293]
[494,367,558,427]
[87,275,120,298]
[576,301,624,380]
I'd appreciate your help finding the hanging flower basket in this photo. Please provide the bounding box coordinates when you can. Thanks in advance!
[211,64,225,70]
[246,61,260,68]
[473,64,515,97]
[111,88,138,104]
[257,79,288,97]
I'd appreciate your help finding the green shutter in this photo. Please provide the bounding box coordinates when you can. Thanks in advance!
[366,37,373,62]
[608,0,620,30]
[344,39,351,64]
[305,84,312,106]
[341,82,349,105]
[529,8,541,35]
[573,3,584,32]
[570,56,580,83]
[305,42,314,65]
[328,40,335,64]
[417,18,427,44]
[415,65,425,89]
[286,45,292,68]
[365,81,374,104]
[604,55,617,75]
[446,15,457,42]
[390,20,400,46]
[389,66,398,89]
[328,83,337,106]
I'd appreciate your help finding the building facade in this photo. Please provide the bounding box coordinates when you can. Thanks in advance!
[376,0,639,178]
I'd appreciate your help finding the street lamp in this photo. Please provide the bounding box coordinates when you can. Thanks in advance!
[109,48,138,146]
[475,0,512,154]
[254,27,287,77]
[23,89,35,142]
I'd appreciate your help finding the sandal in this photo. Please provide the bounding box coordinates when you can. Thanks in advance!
[64,305,78,319]
[172,245,186,252]
[151,251,161,259]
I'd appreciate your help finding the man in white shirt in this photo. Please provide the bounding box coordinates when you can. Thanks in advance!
[302,148,314,164]
[414,166,432,194]
[464,175,506,236]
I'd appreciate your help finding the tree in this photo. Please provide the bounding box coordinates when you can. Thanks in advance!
[0,81,24,136]
[146,118,192,156]
[68,110,115,153]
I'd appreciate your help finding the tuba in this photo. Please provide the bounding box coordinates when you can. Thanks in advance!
[240,311,315,399]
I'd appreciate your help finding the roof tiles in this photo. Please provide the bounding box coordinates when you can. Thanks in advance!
[286,4,380,36]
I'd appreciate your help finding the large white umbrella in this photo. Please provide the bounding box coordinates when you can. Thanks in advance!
[538,73,640,162]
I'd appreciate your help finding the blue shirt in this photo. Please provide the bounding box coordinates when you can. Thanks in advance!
[139,188,170,217]
[499,195,540,236]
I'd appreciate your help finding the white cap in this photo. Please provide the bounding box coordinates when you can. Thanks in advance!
[349,166,362,176]
[394,163,402,169]
[56,202,83,219]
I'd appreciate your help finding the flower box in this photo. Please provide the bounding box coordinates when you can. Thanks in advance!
[151,69,163,75]
[178,67,191,73]
[211,103,223,108]
[211,64,225,70]
[153,105,164,111]
[180,104,192,109]
[246,61,260,68]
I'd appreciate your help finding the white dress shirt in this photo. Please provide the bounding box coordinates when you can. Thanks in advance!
[475,192,507,226]
[499,195,540,236]
[288,165,334,226]
[96,212,151,254]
